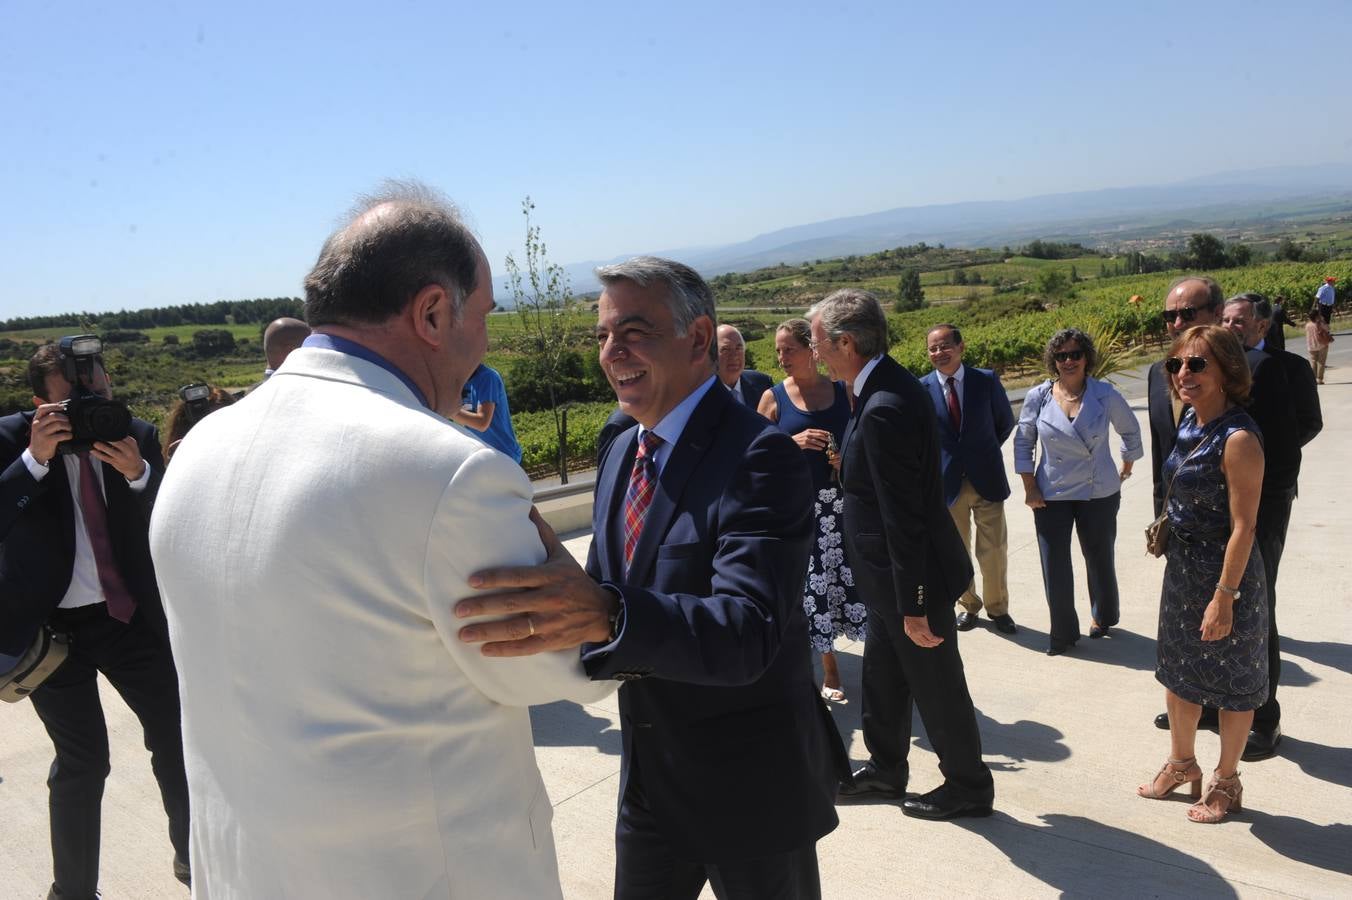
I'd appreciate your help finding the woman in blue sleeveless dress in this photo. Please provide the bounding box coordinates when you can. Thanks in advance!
[757,319,865,703]
[1137,325,1267,825]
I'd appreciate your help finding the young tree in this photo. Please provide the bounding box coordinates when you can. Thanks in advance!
[897,268,926,311]
[504,196,581,480]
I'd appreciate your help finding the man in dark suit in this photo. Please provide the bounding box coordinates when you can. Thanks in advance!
[919,324,1017,636]
[0,341,189,899]
[716,323,773,409]
[809,289,994,820]
[458,257,846,898]
[597,406,637,468]
[1148,276,1224,518]
[1220,293,1322,761]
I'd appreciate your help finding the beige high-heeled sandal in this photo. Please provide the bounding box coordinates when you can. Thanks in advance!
[1188,771,1243,823]
[1136,757,1203,800]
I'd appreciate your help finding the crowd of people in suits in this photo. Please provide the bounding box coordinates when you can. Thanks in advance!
[0,175,1336,898]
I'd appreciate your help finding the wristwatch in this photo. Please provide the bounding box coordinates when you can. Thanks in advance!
[1214,583,1241,600]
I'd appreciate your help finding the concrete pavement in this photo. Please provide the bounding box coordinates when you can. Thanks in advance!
[3,340,1349,898]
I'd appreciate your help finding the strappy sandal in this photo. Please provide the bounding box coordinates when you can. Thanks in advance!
[1188,771,1243,823]
[1136,757,1203,800]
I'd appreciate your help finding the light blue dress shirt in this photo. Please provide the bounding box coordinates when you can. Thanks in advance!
[1013,377,1143,501]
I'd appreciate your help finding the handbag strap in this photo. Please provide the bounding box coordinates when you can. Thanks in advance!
[1159,416,1229,511]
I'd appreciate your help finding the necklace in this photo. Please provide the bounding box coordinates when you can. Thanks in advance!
[1056,383,1084,402]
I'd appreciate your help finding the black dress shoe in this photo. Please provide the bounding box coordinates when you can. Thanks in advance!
[991,614,1017,635]
[838,762,905,800]
[1153,710,1219,731]
[901,784,993,820]
[955,611,978,631]
[1046,639,1076,656]
[1088,624,1110,639]
[1242,724,1282,762]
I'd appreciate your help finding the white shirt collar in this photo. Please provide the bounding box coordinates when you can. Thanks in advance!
[638,375,719,472]
[938,363,965,387]
[852,355,885,398]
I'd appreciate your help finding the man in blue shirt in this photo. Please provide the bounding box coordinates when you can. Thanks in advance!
[452,364,523,463]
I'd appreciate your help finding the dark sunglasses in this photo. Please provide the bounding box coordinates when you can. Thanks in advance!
[1164,356,1208,374]
[1052,350,1085,363]
[1160,304,1216,327]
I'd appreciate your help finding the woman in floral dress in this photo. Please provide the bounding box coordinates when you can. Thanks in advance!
[757,318,866,702]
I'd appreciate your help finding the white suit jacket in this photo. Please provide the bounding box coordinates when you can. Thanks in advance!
[150,347,613,899]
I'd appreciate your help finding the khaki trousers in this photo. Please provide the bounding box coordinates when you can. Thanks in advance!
[948,479,1010,616]
[1310,347,1328,383]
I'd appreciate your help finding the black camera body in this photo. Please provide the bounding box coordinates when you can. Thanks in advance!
[55,335,133,455]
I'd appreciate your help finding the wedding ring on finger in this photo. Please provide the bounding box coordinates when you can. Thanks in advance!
[526,616,536,637]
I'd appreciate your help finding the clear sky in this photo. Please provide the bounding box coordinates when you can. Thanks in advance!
[3,0,1350,320]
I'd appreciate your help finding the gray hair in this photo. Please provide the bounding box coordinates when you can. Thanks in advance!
[1226,292,1272,320]
[304,179,481,328]
[595,256,717,363]
[808,289,889,358]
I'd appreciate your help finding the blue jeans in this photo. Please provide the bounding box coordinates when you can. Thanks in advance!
[1033,493,1121,647]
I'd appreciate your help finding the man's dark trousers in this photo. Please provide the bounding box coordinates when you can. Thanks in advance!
[1252,488,1294,733]
[31,604,190,899]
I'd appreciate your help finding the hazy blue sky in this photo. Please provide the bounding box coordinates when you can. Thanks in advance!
[3,0,1350,319]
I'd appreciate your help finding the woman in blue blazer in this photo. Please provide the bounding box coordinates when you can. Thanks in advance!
[1014,328,1143,655]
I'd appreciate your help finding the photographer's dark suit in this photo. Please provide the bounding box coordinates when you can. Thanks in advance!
[730,369,773,408]
[839,355,993,802]
[584,383,847,897]
[0,411,188,898]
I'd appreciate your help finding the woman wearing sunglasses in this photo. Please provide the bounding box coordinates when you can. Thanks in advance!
[1014,327,1142,655]
[1138,324,1266,824]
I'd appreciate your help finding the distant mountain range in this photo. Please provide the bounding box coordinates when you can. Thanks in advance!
[501,163,1352,299]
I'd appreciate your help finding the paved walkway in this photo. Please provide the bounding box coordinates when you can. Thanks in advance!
[3,340,1349,898]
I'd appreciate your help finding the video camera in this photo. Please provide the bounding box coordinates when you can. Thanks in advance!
[56,335,132,454]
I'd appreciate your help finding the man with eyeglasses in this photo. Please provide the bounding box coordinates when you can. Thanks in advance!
[919,324,1017,636]
[1147,277,1223,518]
[716,324,773,408]
[1218,293,1321,762]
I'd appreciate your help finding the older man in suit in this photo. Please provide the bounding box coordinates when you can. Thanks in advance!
[461,257,846,899]
[716,323,774,408]
[1,340,190,900]
[150,182,614,899]
[920,324,1017,635]
[810,289,994,820]
[1220,293,1322,761]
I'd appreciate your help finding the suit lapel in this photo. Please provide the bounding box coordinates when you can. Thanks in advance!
[625,385,729,584]
[597,428,638,584]
[842,357,890,483]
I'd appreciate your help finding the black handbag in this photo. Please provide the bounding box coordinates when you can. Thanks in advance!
[0,625,69,702]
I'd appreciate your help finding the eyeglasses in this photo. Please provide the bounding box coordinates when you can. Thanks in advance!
[1052,350,1085,363]
[1160,304,1216,327]
[927,342,956,355]
[1164,356,1208,374]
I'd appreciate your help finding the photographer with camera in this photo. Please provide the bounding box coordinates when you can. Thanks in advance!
[163,383,235,462]
[0,337,190,899]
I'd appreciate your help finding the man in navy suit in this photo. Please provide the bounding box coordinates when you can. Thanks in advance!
[716,324,773,409]
[459,257,846,898]
[0,341,189,899]
[811,290,994,821]
[1220,293,1321,761]
[919,324,1017,635]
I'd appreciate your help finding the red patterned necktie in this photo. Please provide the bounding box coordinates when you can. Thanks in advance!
[945,376,962,433]
[76,452,137,623]
[622,430,663,573]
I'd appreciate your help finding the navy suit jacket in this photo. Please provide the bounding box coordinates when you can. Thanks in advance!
[583,382,846,862]
[921,364,1014,506]
[732,369,773,409]
[1146,359,1177,518]
[0,411,165,654]
[840,356,973,623]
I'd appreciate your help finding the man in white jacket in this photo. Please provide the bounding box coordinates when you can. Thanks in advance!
[150,181,615,899]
